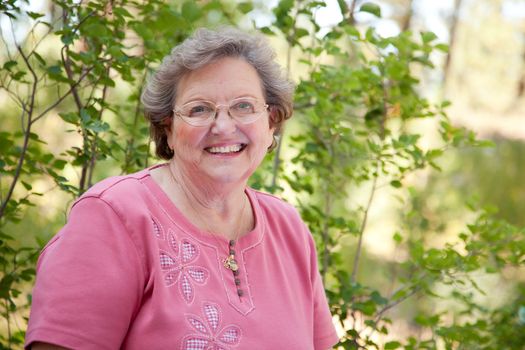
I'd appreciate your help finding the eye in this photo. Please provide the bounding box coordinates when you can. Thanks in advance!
[231,100,256,114]
[185,103,213,117]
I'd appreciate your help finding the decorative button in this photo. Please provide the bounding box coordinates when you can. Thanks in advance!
[237,289,244,297]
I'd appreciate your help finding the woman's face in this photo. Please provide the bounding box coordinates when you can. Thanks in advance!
[167,57,275,186]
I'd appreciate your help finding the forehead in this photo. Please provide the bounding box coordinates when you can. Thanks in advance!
[176,57,265,103]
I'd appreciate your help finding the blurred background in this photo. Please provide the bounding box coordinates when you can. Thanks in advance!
[1,0,524,348]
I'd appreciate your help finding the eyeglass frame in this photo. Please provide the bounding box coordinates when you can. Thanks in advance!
[172,97,270,127]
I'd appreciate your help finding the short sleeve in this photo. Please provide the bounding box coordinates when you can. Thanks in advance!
[306,226,340,350]
[25,197,145,350]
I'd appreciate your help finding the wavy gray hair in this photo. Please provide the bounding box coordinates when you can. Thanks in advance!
[141,27,295,159]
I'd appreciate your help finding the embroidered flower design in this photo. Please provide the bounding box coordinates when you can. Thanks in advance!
[182,302,242,350]
[151,216,164,240]
[158,230,209,304]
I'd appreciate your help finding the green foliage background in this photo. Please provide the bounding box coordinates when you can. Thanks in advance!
[1,1,524,349]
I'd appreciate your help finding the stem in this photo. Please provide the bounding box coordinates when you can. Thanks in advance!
[5,298,11,348]
[32,67,94,124]
[86,63,111,188]
[270,4,295,190]
[320,186,332,283]
[124,74,146,172]
[350,164,379,284]
[348,0,358,25]
[61,44,89,193]
[0,46,37,220]
[442,0,463,94]
[365,285,422,339]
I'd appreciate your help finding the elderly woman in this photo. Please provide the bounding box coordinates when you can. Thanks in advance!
[25,27,338,350]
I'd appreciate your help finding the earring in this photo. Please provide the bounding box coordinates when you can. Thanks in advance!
[267,134,279,152]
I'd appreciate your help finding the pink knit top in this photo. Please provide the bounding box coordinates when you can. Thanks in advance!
[26,166,339,349]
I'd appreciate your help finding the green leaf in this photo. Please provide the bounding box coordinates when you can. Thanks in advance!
[421,31,438,43]
[259,27,275,36]
[47,65,62,75]
[344,25,361,39]
[237,2,254,14]
[21,181,32,191]
[426,149,443,159]
[85,120,110,133]
[53,159,67,170]
[12,71,26,80]
[435,43,449,52]
[385,341,402,350]
[26,11,44,20]
[61,33,74,45]
[3,60,17,71]
[32,51,46,66]
[359,3,381,18]
[182,1,202,21]
[112,7,133,18]
[390,180,402,188]
[58,112,78,124]
[393,232,403,243]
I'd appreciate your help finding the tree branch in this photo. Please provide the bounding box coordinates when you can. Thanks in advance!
[124,73,147,172]
[0,45,38,219]
[350,162,379,284]
[32,66,94,124]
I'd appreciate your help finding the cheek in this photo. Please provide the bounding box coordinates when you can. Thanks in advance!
[173,123,200,148]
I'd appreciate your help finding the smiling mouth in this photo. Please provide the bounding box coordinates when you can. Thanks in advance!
[205,144,247,154]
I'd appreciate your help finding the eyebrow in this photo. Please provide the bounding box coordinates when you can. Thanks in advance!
[179,94,261,105]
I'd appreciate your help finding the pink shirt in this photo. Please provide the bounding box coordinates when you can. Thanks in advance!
[26,166,338,349]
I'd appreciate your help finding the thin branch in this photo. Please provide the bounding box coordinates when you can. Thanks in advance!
[4,298,11,348]
[32,66,95,123]
[87,63,112,188]
[348,0,358,25]
[320,185,332,283]
[365,285,422,340]
[124,73,147,172]
[350,163,379,284]
[0,85,27,111]
[270,2,297,190]
[61,41,89,193]
[0,45,38,219]
[442,0,463,94]
[60,46,83,109]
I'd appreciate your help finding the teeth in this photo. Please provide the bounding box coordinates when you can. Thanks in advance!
[207,144,243,154]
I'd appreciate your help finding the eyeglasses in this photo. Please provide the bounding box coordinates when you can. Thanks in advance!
[173,97,269,127]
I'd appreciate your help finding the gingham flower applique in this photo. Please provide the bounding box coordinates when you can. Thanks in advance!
[157,227,209,304]
[182,302,242,350]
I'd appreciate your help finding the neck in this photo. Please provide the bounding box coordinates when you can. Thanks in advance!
[166,162,251,240]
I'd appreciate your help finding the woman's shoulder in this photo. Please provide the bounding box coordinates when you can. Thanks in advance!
[70,168,154,217]
[248,188,304,226]
[249,188,296,212]
[82,169,149,198]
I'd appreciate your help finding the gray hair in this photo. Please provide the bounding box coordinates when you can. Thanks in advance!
[141,27,295,159]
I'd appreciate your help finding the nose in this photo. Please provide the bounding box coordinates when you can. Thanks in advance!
[211,106,237,134]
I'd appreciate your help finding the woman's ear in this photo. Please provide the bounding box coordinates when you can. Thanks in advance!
[268,105,278,131]
[164,116,174,149]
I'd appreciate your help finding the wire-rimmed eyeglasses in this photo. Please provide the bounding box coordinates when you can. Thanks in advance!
[173,97,269,127]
